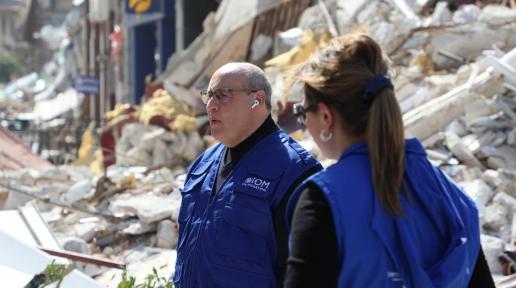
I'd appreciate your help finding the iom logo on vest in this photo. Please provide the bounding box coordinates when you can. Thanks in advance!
[243,176,270,192]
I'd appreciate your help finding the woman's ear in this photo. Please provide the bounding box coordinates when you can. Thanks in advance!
[317,102,334,130]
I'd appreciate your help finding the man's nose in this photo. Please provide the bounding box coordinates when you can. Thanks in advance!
[206,98,218,112]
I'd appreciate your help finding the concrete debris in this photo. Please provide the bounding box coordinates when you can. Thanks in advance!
[482,234,505,275]
[478,4,516,25]
[120,219,157,236]
[109,191,181,224]
[75,222,98,242]
[0,163,185,283]
[156,219,179,249]
[461,179,495,207]
[63,237,91,255]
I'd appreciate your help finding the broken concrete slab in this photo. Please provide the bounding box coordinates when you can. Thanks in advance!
[478,5,516,26]
[109,192,181,224]
[445,132,484,168]
[460,179,495,207]
[484,202,509,232]
[481,234,505,274]
[156,219,178,249]
[63,179,93,205]
[120,219,157,235]
[487,146,516,171]
[63,237,91,255]
[74,222,97,242]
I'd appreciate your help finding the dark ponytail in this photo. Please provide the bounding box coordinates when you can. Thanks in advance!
[368,89,407,216]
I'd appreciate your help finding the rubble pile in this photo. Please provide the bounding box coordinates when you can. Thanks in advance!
[96,88,206,172]
[0,164,184,284]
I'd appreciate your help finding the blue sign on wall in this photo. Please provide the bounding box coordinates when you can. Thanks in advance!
[73,75,100,94]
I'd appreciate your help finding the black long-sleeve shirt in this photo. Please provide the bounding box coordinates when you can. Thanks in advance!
[284,184,495,288]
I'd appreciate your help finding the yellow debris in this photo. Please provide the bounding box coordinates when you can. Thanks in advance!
[73,123,96,166]
[120,173,137,189]
[265,30,332,68]
[169,114,197,133]
[90,148,104,176]
[139,89,191,126]
[105,103,140,125]
[411,55,434,75]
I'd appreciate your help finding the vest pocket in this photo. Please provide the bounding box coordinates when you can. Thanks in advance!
[216,204,270,264]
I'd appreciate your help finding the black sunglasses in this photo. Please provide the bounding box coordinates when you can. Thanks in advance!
[293,102,317,125]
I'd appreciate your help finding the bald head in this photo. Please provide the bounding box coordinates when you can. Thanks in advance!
[213,63,272,110]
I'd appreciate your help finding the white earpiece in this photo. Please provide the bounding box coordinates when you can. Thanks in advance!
[251,100,259,109]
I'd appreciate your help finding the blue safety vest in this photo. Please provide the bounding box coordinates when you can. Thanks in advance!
[174,130,321,288]
[287,138,479,287]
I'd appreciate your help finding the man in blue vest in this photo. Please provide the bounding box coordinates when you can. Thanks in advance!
[173,62,322,288]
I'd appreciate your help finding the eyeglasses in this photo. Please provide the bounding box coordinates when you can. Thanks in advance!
[293,102,316,125]
[200,88,258,105]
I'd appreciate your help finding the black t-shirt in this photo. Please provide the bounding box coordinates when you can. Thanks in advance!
[284,184,495,288]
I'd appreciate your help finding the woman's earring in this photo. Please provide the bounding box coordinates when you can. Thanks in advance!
[319,130,333,142]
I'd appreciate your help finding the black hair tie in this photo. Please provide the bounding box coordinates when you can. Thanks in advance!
[363,75,394,103]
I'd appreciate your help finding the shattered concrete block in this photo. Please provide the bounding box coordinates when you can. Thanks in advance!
[429,24,507,70]
[170,61,202,87]
[142,167,175,186]
[478,4,516,25]
[425,149,450,164]
[123,147,152,167]
[492,131,507,147]
[461,131,496,154]
[298,5,330,34]
[183,132,204,162]
[399,86,439,113]
[63,179,92,205]
[116,123,146,155]
[422,132,445,148]
[452,4,480,24]
[445,132,483,168]
[464,98,500,128]
[140,128,167,152]
[152,139,173,167]
[156,219,178,249]
[369,21,397,52]
[487,146,516,171]
[109,192,181,224]
[426,1,451,26]
[74,222,97,242]
[336,0,369,32]
[121,219,157,235]
[445,120,468,138]
[460,179,495,207]
[481,234,504,274]
[484,202,508,232]
[250,34,273,62]
[63,237,91,255]
[494,192,516,215]
[482,169,503,190]
[442,165,480,182]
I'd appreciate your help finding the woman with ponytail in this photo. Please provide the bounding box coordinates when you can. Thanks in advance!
[284,34,493,287]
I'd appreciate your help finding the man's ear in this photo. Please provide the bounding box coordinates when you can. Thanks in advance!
[255,90,266,106]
